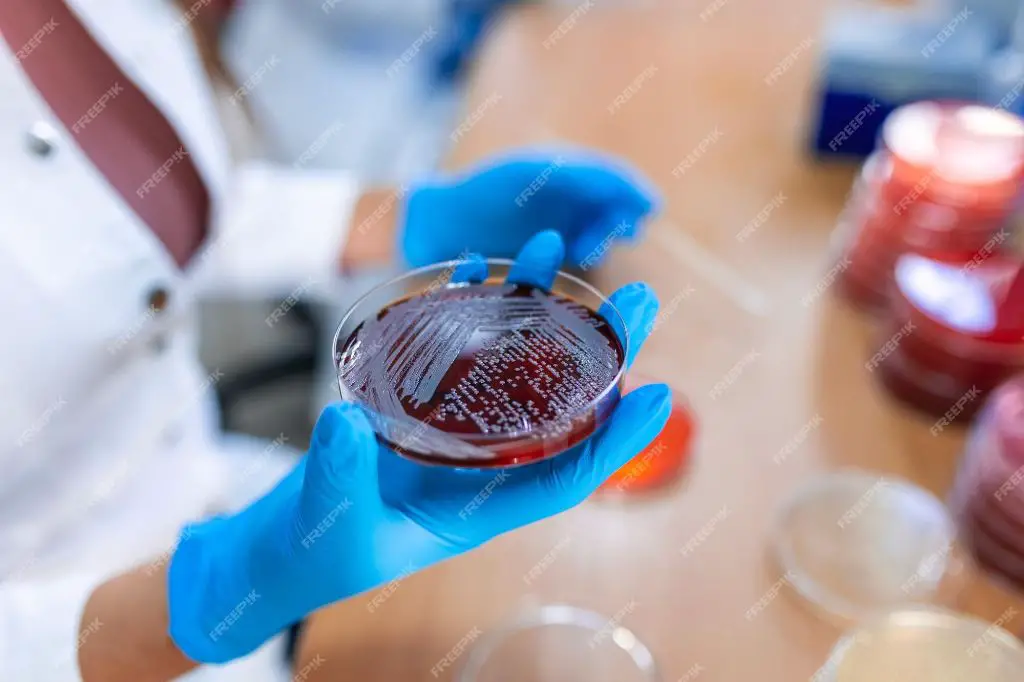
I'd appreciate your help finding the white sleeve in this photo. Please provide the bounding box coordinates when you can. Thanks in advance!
[190,161,362,298]
[0,574,103,682]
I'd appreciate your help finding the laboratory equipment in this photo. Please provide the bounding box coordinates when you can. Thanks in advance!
[874,253,1024,423]
[456,604,661,682]
[334,259,628,467]
[969,0,1024,49]
[950,374,1024,589]
[596,373,695,497]
[813,607,1024,681]
[811,4,996,159]
[772,470,965,625]
[833,101,1024,314]
[982,1,1024,113]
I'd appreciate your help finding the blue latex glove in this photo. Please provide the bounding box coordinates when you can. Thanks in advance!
[401,149,660,270]
[168,232,672,664]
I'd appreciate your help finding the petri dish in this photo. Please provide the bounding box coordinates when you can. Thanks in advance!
[815,606,1024,681]
[596,372,695,497]
[951,376,1024,593]
[772,470,964,625]
[874,254,1024,423]
[333,258,628,468]
[456,604,661,682]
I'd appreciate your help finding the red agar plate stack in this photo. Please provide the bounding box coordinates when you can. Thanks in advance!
[873,253,1024,423]
[834,102,1024,314]
[950,376,1024,591]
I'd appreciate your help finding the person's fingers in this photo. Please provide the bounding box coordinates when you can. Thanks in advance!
[600,282,659,368]
[559,155,661,216]
[470,148,661,216]
[450,253,488,284]
[302,403,381,517]
[568,211,637,268]
[542,383,672,505]
[507,230,565,290]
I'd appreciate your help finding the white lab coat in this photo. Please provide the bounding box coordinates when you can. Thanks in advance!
[0,0,360,679]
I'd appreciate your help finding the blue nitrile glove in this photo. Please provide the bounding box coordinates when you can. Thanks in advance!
[167,231,672,665]
[400,149,660,270]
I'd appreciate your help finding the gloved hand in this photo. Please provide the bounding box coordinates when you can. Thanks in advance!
[400,149,659,270]
[168,232,672,665]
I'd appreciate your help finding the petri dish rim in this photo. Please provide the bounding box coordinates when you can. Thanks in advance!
[818,605,1024,681]
[455,604,661,682]
[771,469,958,625]
[332,258,631,445]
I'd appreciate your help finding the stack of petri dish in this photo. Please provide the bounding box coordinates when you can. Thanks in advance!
[773,469,1024,681]
[950,375,1024,590]
[596,373,695,498]
[872,253,1024,422]
[833,101,1024,314]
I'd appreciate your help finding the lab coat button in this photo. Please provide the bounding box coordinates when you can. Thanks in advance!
[147,287,170,313]
[148,333,168,353]
[25,121,59,158]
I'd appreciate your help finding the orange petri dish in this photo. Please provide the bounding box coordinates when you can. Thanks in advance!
[597,375,694,496]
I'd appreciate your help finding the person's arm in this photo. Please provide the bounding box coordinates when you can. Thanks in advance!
[78,565,196,682]
[188,163,407,298]
[0,561,193,682]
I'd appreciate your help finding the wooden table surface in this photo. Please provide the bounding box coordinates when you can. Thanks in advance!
[298,3,1022,680]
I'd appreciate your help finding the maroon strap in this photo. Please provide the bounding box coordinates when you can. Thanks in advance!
[1,0,210,267]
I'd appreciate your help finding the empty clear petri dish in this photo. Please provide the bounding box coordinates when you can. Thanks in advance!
[772,470,966,625]
[333,258,628,468]
[456,604,661,682]
[813,606,1024,681]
